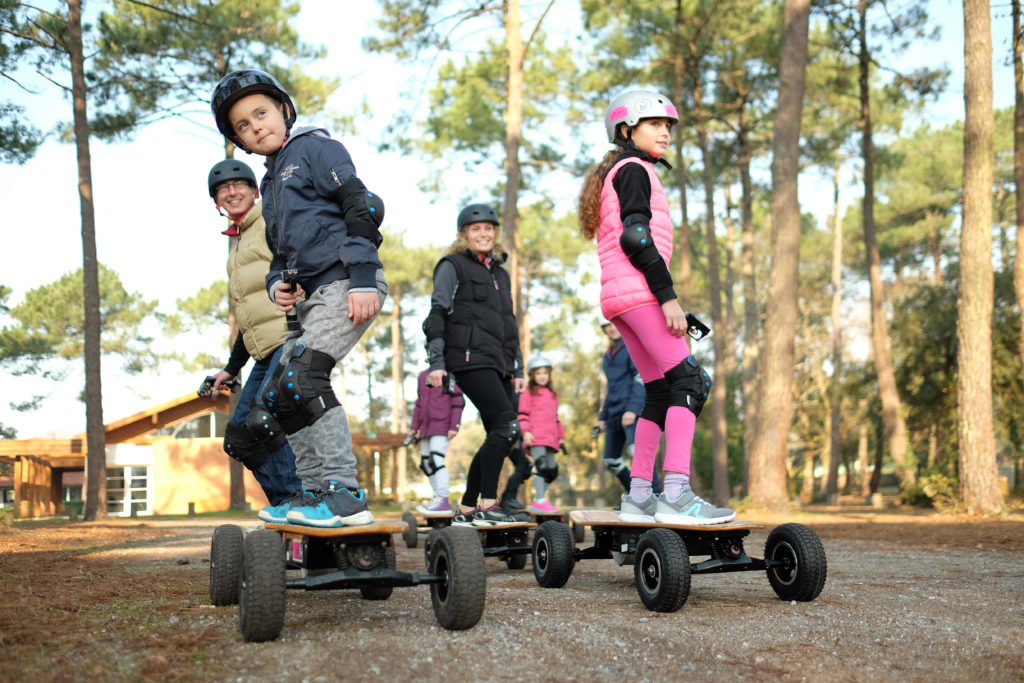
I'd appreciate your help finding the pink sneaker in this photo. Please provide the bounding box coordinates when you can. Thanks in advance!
[528,499,559,514]
[416,496,454,517]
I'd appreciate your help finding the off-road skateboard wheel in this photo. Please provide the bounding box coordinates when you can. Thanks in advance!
[634,528,690,612]
[504,552,527,570]
[239,529,286,642]
[572,521,586,544]
[402,511,418,548]
[359,544,396,601]
[765,523,827,601]
[532,521,575,588]
[428,526,486,630]
[209,524,243,606]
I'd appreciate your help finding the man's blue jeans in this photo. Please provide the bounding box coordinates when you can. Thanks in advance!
[229,345,301,505]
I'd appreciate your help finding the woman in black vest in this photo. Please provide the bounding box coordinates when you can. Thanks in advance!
[422,203,526,525]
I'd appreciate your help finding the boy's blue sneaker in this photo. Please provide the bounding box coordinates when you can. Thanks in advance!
[286,484,373,527]
[654,487,735,525]
[258,490,319,524]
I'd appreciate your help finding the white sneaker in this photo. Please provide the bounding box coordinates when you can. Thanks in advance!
[619,492,658,523]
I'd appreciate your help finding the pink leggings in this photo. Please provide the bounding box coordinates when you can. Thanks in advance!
[612,305,695,479]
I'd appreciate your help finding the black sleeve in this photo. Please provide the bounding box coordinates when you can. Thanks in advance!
[611,164,677,304]
[223,331,250,377]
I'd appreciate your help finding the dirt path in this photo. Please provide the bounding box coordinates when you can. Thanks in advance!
[1,506,1022,682]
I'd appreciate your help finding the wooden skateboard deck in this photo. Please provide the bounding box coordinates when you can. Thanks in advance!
[265,520,408,537]
[569,509,763,532]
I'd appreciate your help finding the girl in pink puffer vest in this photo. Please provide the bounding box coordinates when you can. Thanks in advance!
[517,353,566,513]
[578,90,734,526]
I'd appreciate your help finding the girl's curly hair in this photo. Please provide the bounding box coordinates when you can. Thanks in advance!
[578,148,622,240]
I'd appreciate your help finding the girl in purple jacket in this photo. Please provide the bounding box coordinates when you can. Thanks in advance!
[578,90,733,525]
[409,368,465,515]
[518,353,565,513]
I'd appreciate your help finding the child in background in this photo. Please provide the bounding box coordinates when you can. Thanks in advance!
[578,90,734,525]
[408,367,465,516]
[517,353,565,514]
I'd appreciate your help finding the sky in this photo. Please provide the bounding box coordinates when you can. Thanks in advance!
[0,0,1016,439]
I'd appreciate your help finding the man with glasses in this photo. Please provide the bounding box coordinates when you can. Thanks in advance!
[202,159,301,507]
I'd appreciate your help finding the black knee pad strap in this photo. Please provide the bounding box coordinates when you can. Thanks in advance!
[639,378,671,429]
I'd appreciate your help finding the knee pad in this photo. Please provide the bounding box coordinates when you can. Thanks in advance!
[261,362,305,435]
[246,406,288,452]
[603,456,629,476]
[419,451,446,476]
[639,378,671,430]
[665,356,712,417]
[534,452,559,483]
[223,422,268,470]
[492,415,522,452]
[275,344,341,430]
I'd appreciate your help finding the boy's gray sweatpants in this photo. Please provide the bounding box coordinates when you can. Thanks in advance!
[281,272,387,491]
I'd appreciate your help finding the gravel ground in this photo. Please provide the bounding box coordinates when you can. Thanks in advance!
[1,506,1022,682]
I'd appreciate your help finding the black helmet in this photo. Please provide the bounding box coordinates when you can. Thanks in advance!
[456,203,499,231]
[207,159,257,197]
[211,69,297,148]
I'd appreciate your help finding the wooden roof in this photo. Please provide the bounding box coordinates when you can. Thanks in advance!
[0,389,406,466]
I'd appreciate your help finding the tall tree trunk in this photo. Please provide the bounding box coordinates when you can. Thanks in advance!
[503,0,525,347]
[858,0,914,488]
[223,143,245,511]
[69,0,106,521]
[1013,0,1024,370]
[739,130,758,498]
[749,0,810,510]
[693,75,730,507]
[390,290,407,502]
[722,184,738,371]
[672,0,692,307]
[826,153,843,503]
[858,400,871,498]
[958,0,1001,515]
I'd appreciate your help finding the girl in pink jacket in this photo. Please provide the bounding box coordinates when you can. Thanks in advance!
[578,90,733,525]
[518,353,565,513]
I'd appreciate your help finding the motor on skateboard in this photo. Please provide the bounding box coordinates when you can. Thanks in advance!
[209,520,486,642]
[422,520,536,571]
[400,510,453,549]
[530,510,827,613]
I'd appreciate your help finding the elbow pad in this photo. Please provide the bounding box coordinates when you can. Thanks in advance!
[620,214,661,272]
[330,176,384,246]
[422,305,447,341]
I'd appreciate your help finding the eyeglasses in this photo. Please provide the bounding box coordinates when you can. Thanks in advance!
[216,179,252,194]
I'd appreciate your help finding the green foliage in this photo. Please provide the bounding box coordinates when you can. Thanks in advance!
[91,0,336,140]
[0,2,45,163]
[902,471,960,513]
[0,264,160,377]
[162,281,229,336]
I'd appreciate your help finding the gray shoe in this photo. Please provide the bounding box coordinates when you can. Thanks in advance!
[619,492,658,523]
[654,487,735,525]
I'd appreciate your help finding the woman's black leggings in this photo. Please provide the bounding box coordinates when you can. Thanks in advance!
[454,367,517,504]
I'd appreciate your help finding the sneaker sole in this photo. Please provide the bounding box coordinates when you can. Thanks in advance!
[618,512,656,523]
[258,512,289,523]
[285,510,375,527]
[653,511,737,525]
[420,511,455,518]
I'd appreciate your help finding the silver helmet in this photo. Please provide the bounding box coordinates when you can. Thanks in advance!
[527,353,553,374]
[605,90,679,143]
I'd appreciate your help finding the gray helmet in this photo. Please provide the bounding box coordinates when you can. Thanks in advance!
[211,69,297,150]
[527,353,553,374]
[207,159,257,197]
[457,203,499,232]
[605,90,679,143]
